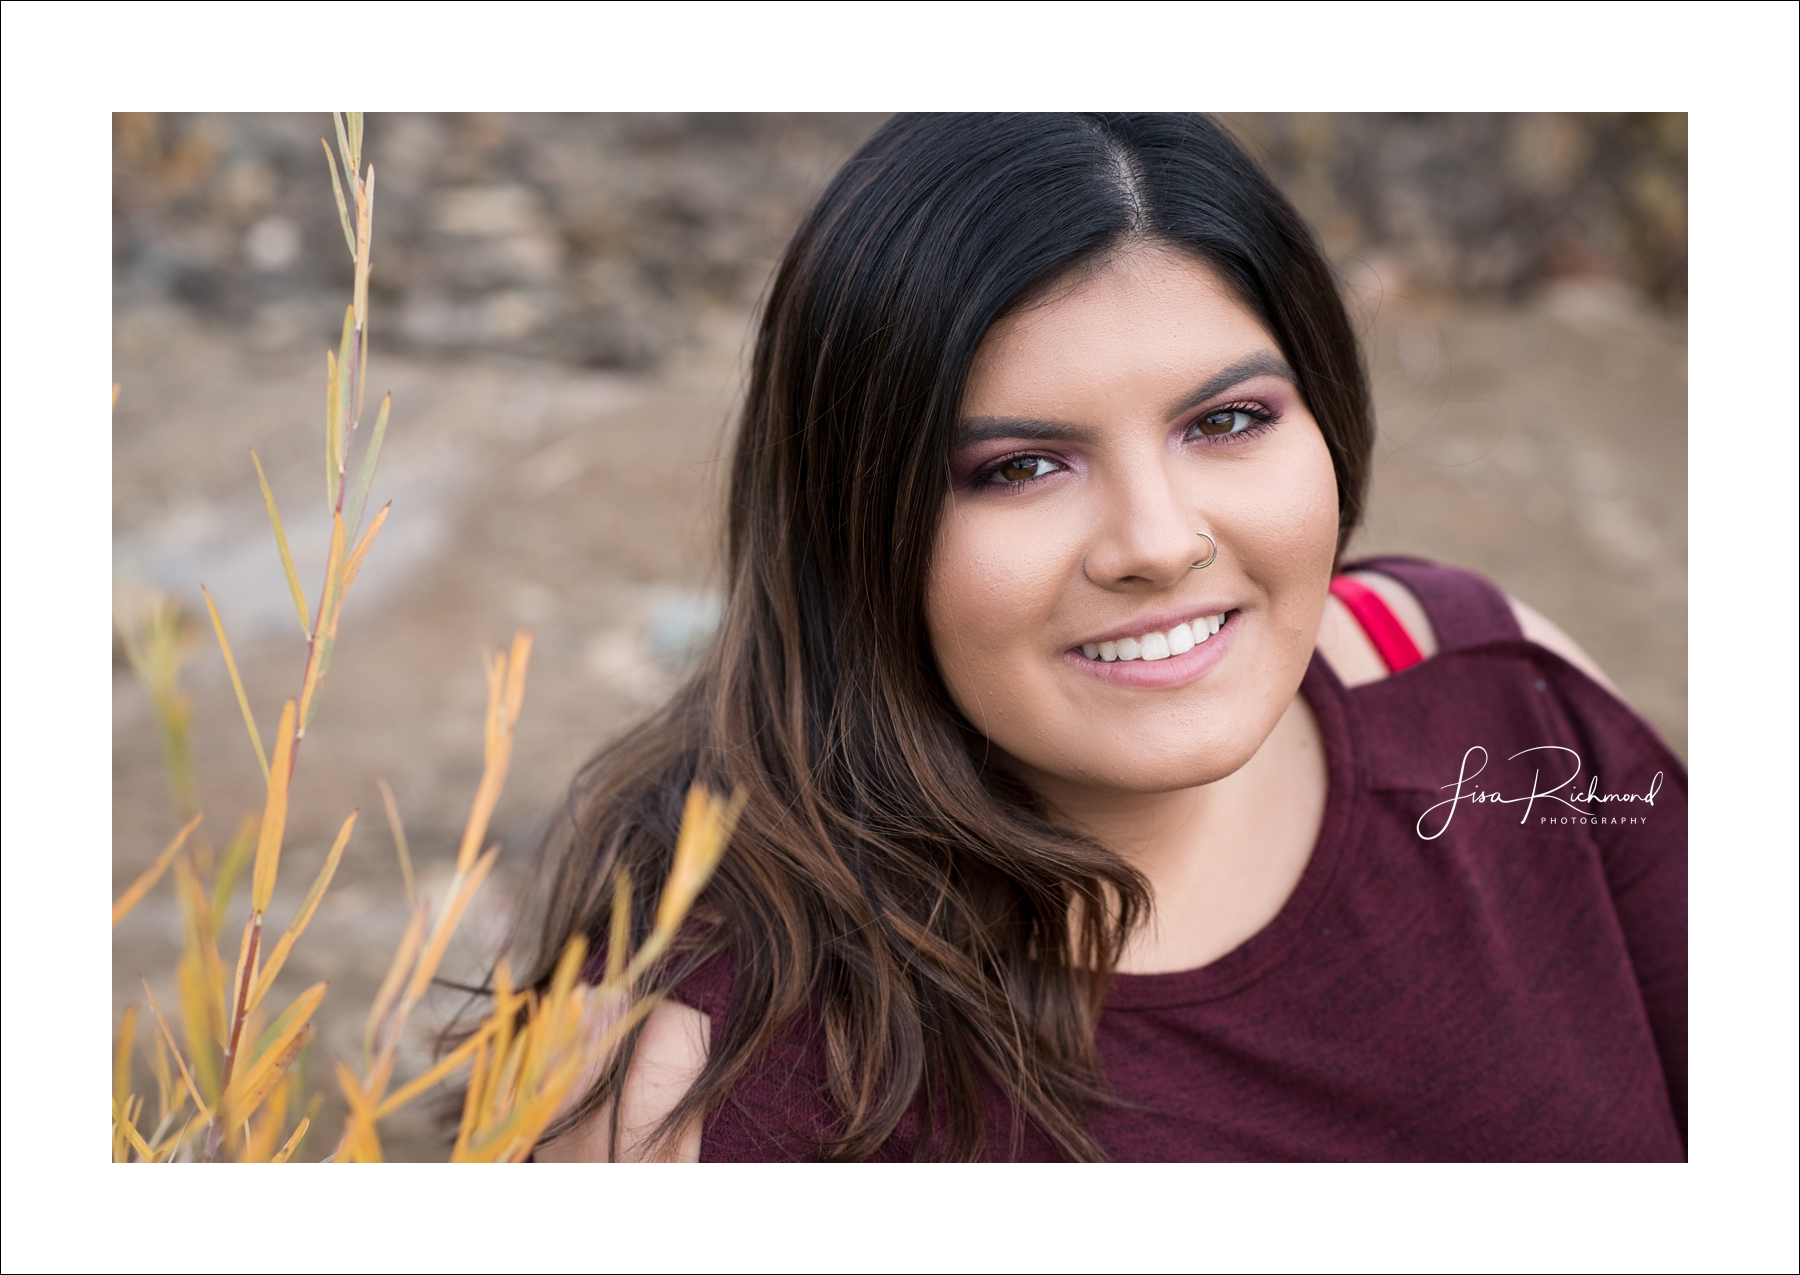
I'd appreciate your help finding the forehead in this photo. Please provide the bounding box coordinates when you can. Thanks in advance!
[964,244,1278,413]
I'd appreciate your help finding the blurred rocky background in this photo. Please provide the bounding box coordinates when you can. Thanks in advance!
[114,112,1684,367]
[113,113,1685,1158]
[113,113,891,369]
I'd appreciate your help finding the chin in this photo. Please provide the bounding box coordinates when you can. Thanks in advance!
[1027,715,1267,795]
[1109,748,1256,793]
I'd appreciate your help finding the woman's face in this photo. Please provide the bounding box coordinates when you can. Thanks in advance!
[926,244,1339,799]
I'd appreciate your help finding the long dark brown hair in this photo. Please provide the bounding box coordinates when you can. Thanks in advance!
[519,113,1373,1160]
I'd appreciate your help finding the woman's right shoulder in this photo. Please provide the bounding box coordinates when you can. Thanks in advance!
[533,995,711,1162]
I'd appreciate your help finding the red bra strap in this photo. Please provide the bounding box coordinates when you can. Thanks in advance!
[1329,574,1425,673]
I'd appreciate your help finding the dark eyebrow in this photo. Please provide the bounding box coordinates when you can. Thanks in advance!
[952,416,1103,448]
[954,351,1297,448]
[1163,352,1297,419]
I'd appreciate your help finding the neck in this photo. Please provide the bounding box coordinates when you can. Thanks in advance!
[1032,691,1328,974]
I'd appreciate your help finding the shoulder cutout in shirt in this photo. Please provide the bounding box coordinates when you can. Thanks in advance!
[1317,570,1439,688]
[1317,568,1624,701]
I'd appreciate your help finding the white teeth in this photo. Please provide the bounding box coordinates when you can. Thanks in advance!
[1080,612,1229,663]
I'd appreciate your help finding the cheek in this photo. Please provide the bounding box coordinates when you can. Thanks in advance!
[1229,426,1339,574]
[924,506,1072,729]
[1223,426,1340,650]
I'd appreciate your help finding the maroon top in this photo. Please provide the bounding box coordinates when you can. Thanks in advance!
[674,558,1688,1161]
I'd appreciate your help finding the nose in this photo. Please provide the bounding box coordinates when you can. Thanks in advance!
[1082,458,1203,590]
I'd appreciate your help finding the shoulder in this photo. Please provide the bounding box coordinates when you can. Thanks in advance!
[1504,594,1626,699]
[1319,562,1625,702]
[532,996,710,1162]
[1316,569,1437,687]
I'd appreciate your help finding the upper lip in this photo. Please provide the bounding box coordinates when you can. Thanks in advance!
[1071,604,1237,649]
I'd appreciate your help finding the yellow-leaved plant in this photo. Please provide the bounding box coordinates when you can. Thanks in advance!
[112,112,738,1163]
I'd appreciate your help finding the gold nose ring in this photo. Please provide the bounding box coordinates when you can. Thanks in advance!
[1189,531,1218,570]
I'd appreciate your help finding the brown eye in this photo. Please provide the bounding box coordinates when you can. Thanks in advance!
[1195,414,1267,443]
[990,456,1056,484]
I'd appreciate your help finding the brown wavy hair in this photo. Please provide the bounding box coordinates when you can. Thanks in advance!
[519,113,1374,1160]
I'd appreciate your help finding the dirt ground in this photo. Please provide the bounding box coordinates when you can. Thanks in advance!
[112,264,1685,1158]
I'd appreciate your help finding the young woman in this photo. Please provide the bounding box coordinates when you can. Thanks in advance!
[529,114,1686,1162]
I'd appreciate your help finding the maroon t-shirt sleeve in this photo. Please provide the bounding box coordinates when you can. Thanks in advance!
[1359,555,1688,1144]
[1537,652,1689,1139]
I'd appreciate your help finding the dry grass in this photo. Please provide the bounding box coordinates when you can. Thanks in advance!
[112,113,737,1163]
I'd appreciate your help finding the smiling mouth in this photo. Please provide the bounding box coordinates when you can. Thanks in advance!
[1076,610,1236,663]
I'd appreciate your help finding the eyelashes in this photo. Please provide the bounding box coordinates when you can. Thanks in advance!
[969,400,1281,490]
[975,453,1066,488]
[1185,400,1279,441]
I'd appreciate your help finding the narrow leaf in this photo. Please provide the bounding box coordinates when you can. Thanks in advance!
[227,1002,318,1129]
[143,980,211,1124]
[376,777,417,910]
[174,951,221,1102]
[324,349,340,509]
[147,1025,178,1124]
[248,810,356,1013]
[502,630,532,728]
[208,813,260,927]
[333,112,356,194]
[298,515,347,730]
[490,963,519,1098]
[374,1024,490,1119]
[343,393,390,544]
[153,1112,198,1163]
[242,983,324,1079]
[113,1006,139,1161]
[251,451,312,637]
[627,784,744,986]
[240,1078,289,1162]
[113,1100,156,1162]
[405,846,499,1005]
[352,166,375,408]
[452,1035,489,1160]
[332,306,355,494]
[461,730,508,875]
[270,1115,311,1163]
[201,586,269,780]
[231,1040,305,1150]
[335,1060,385,1163]
[486,1001,528,1130]
[225,913,259,1043]
[114,1006,138,1111]
[174,859,228,1049]
[605,868,631,987]
[656,784,744,934]
[113,812,202,927]
[246,981,315,1067]
[549,934,588,1004]
[251,700,298,914]
[341,502,388,599]
[455,632,532,874]
[321,136,355,257]
[364,902,427,1063]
